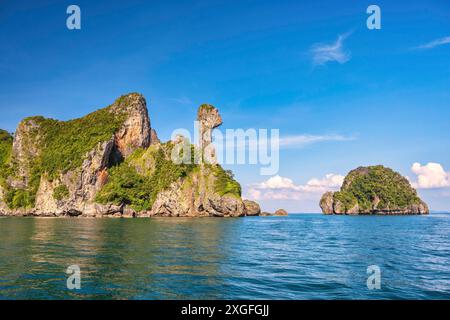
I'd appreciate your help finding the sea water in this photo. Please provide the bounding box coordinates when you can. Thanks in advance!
[0,214,449,299]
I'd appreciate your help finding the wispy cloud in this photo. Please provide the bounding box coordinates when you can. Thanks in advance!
[415,37,450,50]
[311,32,351,66]
[279,134,355,148]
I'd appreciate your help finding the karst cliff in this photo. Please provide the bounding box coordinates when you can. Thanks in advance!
[319,165,429,215]
[0,93,260,217]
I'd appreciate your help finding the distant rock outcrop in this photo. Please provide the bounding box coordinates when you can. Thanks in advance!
[319,165,429,215]
[274,209,288,216]
[0,93,257,218]
[243,200,261,216]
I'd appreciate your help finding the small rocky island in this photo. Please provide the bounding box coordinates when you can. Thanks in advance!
[320,165,429,215]
[0,93,262,218]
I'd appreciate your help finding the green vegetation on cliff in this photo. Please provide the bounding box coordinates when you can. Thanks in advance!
[95,162,150,211]
[96,142,197,211]
[1,95,132,209]
[0,130,13,186]
[1,94,245,216]
[53,184,69,201]
[96,141,242,211]
[1,125,42,208]
[332,190,358,212]
[336,165,421,212]
[32,104,125,179]
[212,165,241,198]
[3,164,42,209]
[197,104,215,117]
[0,130,13,166]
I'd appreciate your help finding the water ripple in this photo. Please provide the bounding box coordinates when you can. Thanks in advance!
[0,214,449,299]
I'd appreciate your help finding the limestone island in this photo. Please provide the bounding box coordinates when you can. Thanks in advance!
[0,93,262,218]
[320,165,429,215]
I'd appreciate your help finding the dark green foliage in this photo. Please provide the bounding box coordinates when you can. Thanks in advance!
[0,131,28,209]
[35,106,125,178]
[96,143,197,211]
[212,165,241,197]
[5,189,33,209]
[95,163,150,211]
[336,165,421,211]
[3,164,42,209]
[333,191,357,211]
[0,130,13,187]
[1,94,244,212]
[1,96,129,209]
[0,129,13,166]
[1,121,43,208]
[114,93,139,107]
[53,184,69,201]
[149,146,196,195]
[96,142,242,211]
[197,104,215,117]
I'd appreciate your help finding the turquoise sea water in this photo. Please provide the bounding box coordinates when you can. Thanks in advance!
[0,214,449,299]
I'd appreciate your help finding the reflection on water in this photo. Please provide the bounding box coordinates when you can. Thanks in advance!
[0,215,449,299]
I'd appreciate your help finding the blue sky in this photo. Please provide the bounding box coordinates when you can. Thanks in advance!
[1,0,450,212]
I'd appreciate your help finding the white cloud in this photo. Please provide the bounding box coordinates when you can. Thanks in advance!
[311,33,351,66]
[305,174,345,190]
[258,175,299,190]
[246,174,344,201]
[411,162,450,189]
[416,37,450,50]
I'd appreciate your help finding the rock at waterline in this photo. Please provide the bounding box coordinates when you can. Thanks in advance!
[260,212,273,216]
[243,200,261,216]
[274,209,288,216]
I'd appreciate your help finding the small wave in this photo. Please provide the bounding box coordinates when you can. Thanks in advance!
[427,213,450,218]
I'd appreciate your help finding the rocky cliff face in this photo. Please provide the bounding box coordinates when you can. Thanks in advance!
[198,104,222,164]
[243,200,261,216]
[0,93,259,218]
[319,165,429,215]
[274,209,288,216]
[0,93,152,216]
[111,94,151,158]
[149,164,246,217]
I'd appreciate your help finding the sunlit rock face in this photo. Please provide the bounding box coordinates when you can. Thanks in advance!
[243,200,261,216]
[0,95,256,218]
[0,93,154,216]
[197,104,222,164]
